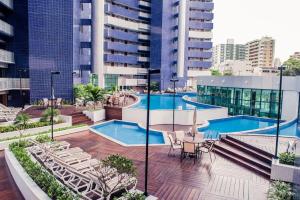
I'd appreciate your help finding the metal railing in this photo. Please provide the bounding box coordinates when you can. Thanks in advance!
[0,49,14,64]
[0,78,30,91]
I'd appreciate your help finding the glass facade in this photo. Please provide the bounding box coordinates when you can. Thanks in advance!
[104,74,118,90]
[197,85,281,118]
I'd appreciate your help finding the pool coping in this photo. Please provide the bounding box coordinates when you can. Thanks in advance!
[89,120,169,147]
[198,115,299,138]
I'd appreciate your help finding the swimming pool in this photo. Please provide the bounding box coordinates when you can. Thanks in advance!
[91,120,165,146]
[256,121,300,138]
[199,116,278,136]
[133,94,217,110]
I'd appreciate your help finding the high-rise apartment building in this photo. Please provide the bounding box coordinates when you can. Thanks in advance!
[2,0,214,105]
[245,36,275,68]
[212,39,246,67]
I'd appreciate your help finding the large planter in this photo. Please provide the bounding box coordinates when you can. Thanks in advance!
[83,109,105,122]
[5,149,51,200]
[271,158,300,184]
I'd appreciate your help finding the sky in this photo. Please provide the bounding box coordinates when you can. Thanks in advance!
[213,0,300,61]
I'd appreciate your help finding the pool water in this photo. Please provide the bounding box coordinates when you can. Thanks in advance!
[263,122,300,137]
[91,121,165,145]
[133,94,217,110]
[199,116,277,134]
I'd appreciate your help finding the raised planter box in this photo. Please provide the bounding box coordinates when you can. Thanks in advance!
[83,109,105,122]
[5,149,51,200]
[271,158,300,184]
[0,115,72,141]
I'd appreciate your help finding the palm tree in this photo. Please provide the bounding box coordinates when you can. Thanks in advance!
[14,113,30,142]
[41,108,60,123]
[86,85,105,110]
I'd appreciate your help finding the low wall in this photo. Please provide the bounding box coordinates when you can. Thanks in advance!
[83,109,105,122]
[122,107,228,126]
[5,149,51,200]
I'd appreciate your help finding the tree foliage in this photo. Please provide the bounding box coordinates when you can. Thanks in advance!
[211,69,222,76]
[282,58,300,76]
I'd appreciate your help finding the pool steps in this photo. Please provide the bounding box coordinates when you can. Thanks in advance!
[214,135,272,179]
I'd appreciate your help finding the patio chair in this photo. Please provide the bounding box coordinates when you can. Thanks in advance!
[43,98,49,108]
[175,131,185,144]
[181,142,199,164]
[167,134,182,156]
[56,98,62,108]
[198,140,216,162]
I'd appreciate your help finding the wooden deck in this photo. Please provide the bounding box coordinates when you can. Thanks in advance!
[56,131,270,200]
[0,130,272,200]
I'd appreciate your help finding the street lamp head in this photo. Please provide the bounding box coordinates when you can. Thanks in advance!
[170,78,179,83]
[148,68,160,74]
[51,71,60,75]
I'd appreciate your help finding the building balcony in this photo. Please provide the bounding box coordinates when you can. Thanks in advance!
[104,54,138,65]
[188,61,212,68]
[190,11,214,20]
[138,45,149,51]
[0,0,13,9]
[80,2,91,19]
[118,78,147,86]
[139,11,150,19]
[188,51,212,59]
[189,22,213,30]
[105,28,138,42]
[105,41,138,53]
[0,19,13,37]
[138,56,149,62]
[0,78,30,91]
[0,49,14,64]
[106,66,147,75]
[189,2,214,11]
[189,41,212,49]
[105,3,139,20]
[114,0,139,9]
[139,0,150,8]
[138,34,149,40]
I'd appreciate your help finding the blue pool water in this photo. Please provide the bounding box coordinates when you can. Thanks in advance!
[199,116,278,136]
[133,94,217,110]
[91,121,165,145]
[259,122,300,138]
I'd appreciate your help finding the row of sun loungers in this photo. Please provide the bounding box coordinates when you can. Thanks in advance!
[0,103,21,122]
[28,140,137,200]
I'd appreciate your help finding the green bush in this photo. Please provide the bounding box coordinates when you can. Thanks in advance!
[35,135,52,143]
[279,152,295,165]
[0,121,59,133]
[102,154,136,176]
[9,141,76,200]
[115,192,146,200]
[268,181,294,200]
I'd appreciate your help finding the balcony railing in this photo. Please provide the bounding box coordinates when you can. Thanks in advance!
[0,19,13,36]
[0,78,30,91]
[0,49,14,64]
[0,0,13,9]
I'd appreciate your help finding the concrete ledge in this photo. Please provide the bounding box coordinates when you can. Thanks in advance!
[83,109,105,122]
[271,158,300,184]
[5,149,51,200]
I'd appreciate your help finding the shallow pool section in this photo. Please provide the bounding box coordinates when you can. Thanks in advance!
[91,120,165,145]
[133,94,217,110]
[199,116,278,134]
[258,121,300,138]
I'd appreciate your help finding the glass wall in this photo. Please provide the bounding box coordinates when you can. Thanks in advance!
[197,85,281,118]
[104,74,118,90]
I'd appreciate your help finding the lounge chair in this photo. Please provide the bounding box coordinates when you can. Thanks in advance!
[43,98,49,108]
[181,142,199,164]
[167,134,182,156]
[198,140,216,162]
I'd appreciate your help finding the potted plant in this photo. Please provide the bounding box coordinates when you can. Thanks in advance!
[267,181,294,200]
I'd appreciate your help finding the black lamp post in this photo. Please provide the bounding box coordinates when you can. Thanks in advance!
[50,71,60,141]
[144,68,160,196]
[170,78,179,132]
[72,71,76,105]
[18,68,27,109]
[274,65,284,159]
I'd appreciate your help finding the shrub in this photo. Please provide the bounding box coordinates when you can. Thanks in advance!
[9,141,76,200]
[40,108,60,122]
[115,192,146,200]
[279,152,295,165]
[268,181,294,200]
[0,121,53,133]
[35,135,52,143]
[102,154,136,176]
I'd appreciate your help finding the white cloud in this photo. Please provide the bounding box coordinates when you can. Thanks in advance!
[213,0,300,61]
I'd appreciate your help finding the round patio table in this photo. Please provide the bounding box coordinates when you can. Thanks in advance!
[183,136,204,144]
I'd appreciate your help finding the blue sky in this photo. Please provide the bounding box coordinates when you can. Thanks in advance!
[213,0,300,61]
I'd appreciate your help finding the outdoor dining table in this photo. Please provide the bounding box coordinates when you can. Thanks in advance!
[183,135,204,145]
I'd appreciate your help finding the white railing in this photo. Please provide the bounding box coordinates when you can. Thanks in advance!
[0,19,13,36]
[0,49,14,64]
[139,0,150,7]
[139,12,150,18]
[0,78,30,91]
[0,0,13,9]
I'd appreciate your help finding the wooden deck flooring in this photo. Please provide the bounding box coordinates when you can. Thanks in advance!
[0,130,272,200]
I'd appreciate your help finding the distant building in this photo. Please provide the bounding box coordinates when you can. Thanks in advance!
[212,39,246,67]
[290,52,300,60]
[253,67,279,76]
[215,60,253,76]
[245,36,275,68]
[273,58,281,68]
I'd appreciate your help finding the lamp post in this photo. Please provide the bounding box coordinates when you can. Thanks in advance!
[50,71,60,141]
[170,78,179,132]
[18,68,27,109]
[72,71,76,105]
[274,65,284,159]
[144,68,160,196]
